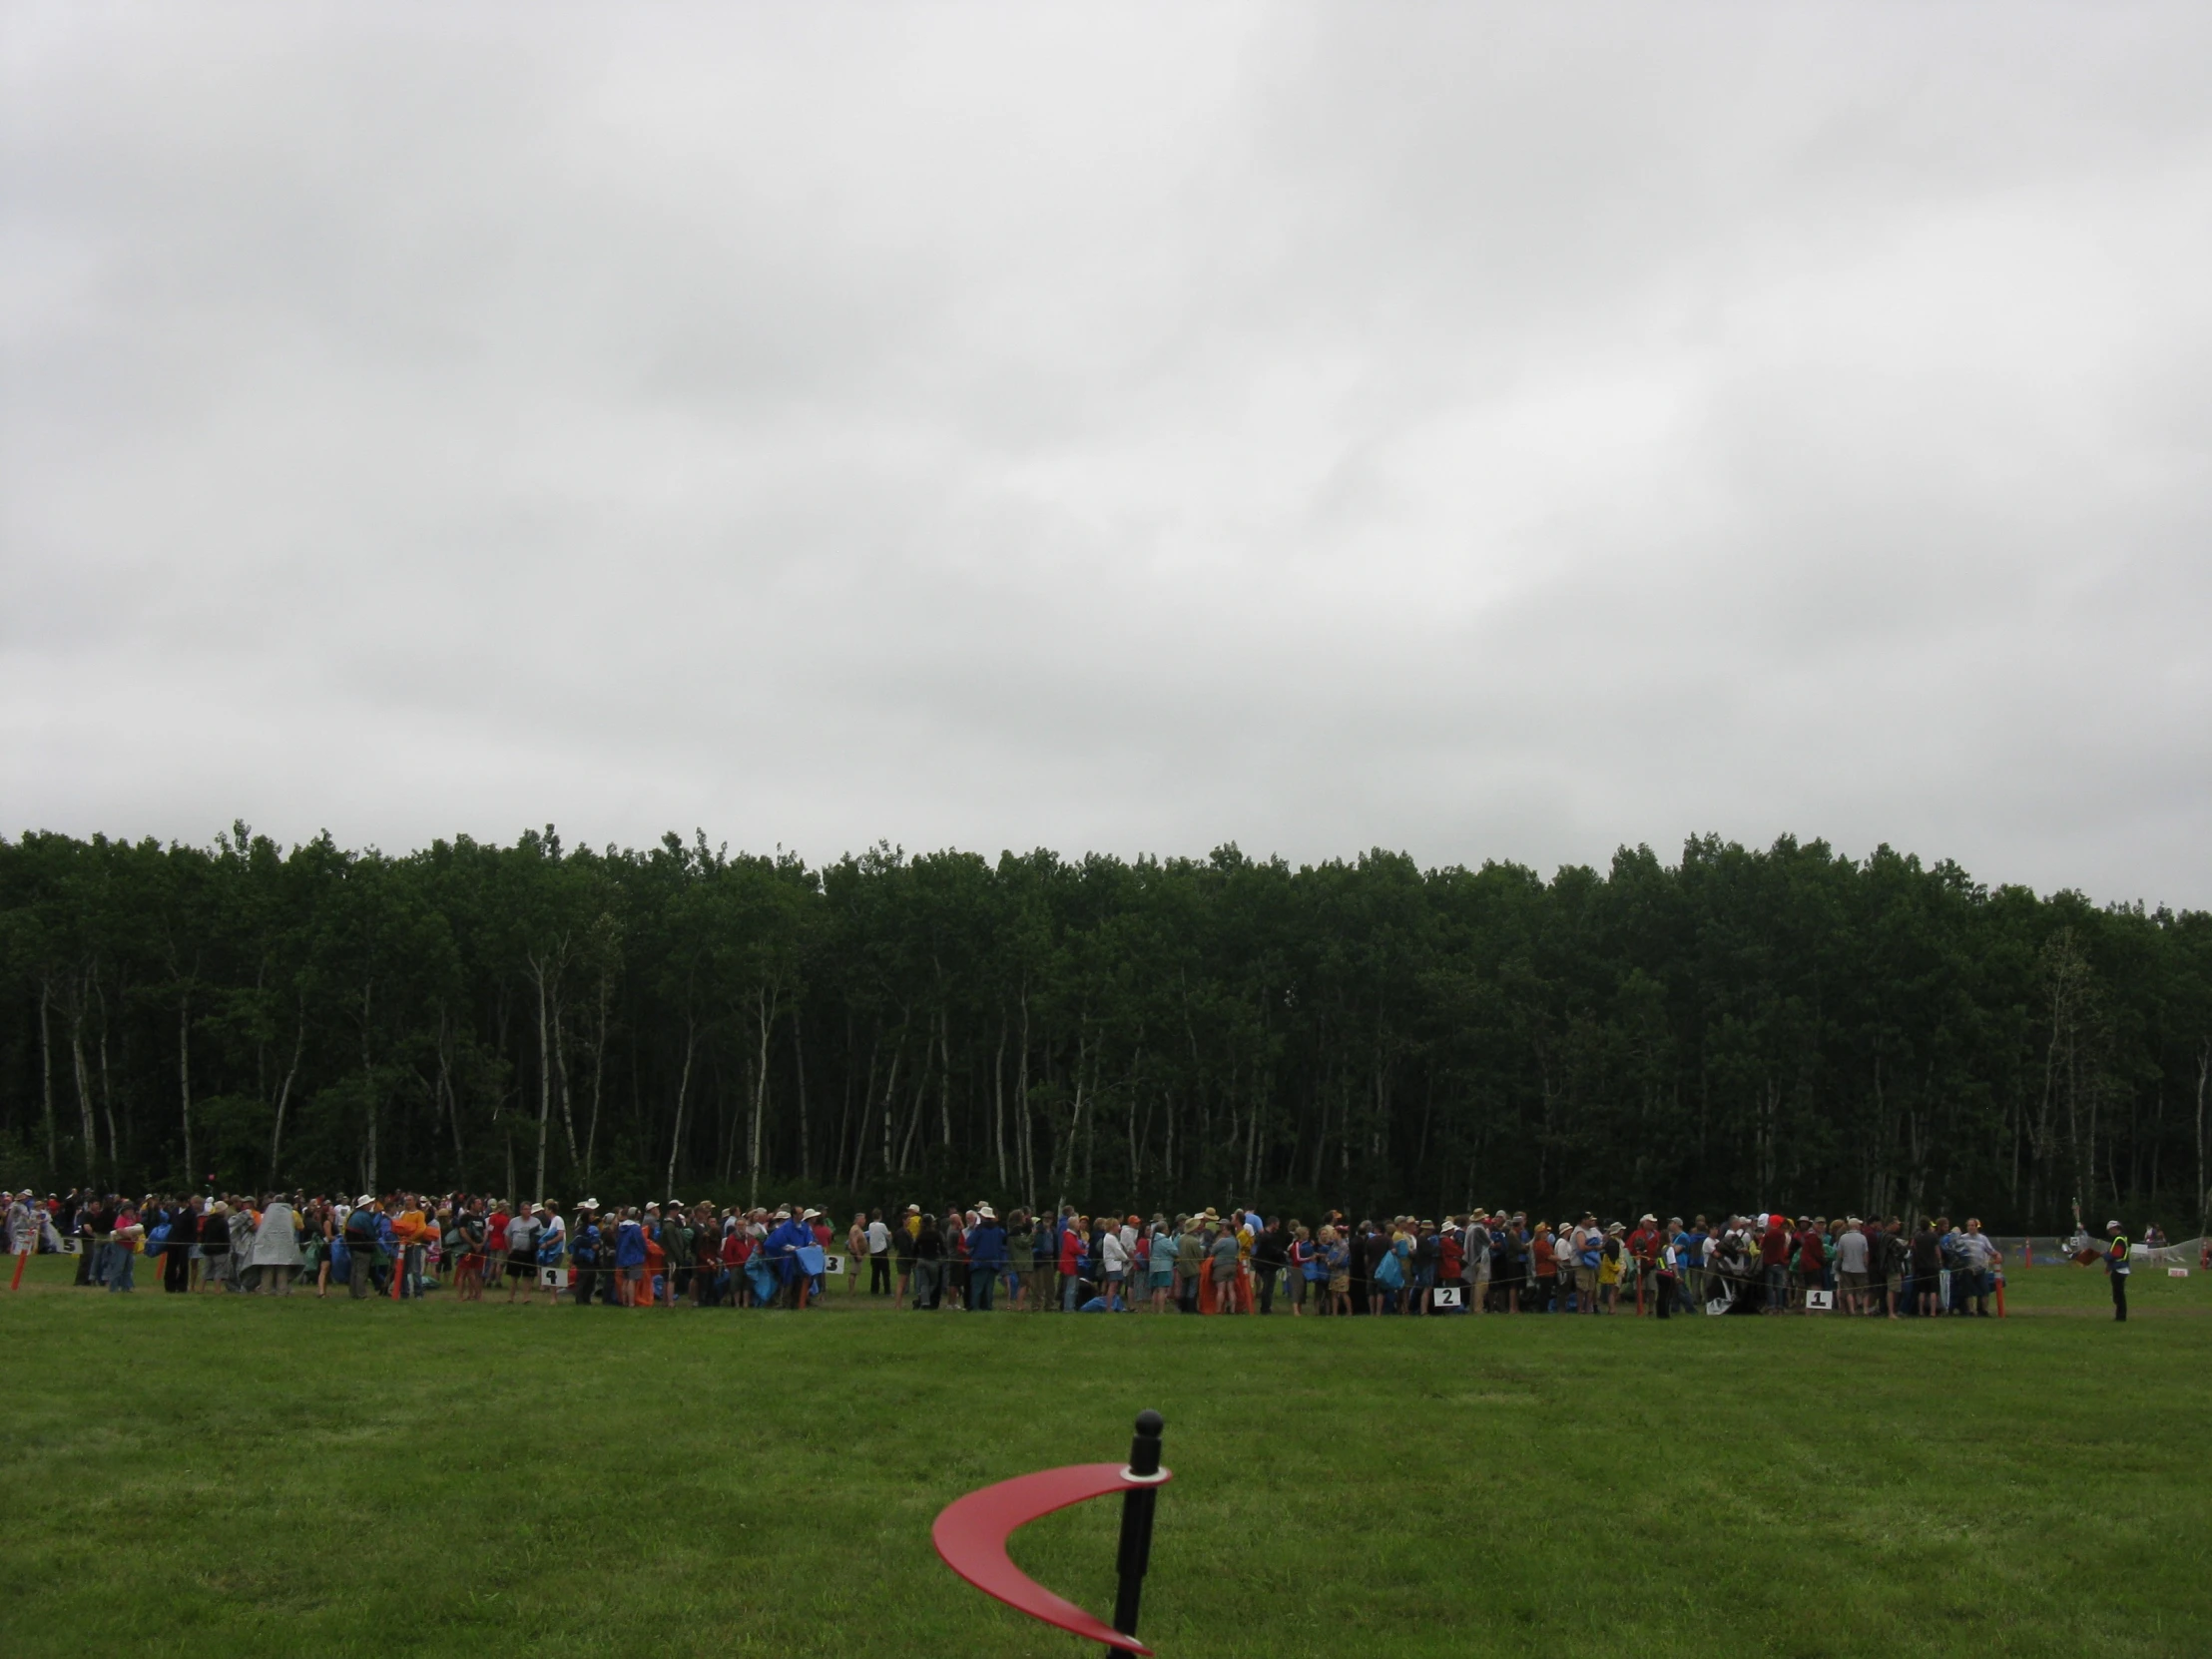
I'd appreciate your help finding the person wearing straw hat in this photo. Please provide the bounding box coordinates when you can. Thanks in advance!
[967,1205,1005,1310]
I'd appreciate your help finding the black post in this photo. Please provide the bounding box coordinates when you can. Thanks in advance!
[1111,1409,1165,1645]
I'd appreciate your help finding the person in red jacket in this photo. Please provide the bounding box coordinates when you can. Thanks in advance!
[1759,1215,1791,1314]
[1057,1219,1084,1312]
[1434,1224,1464,1314]
[1795,1219,1826,1313]
[1627,1215,1662,1315]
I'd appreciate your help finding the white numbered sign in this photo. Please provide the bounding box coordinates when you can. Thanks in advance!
[1432,1285,1463,1308]
[1805,1289,1835,1311]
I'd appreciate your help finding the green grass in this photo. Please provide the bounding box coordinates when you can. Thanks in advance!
[3,1257,2207,1659]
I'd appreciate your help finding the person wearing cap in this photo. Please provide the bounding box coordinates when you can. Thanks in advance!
[2103,1221,2130,1322]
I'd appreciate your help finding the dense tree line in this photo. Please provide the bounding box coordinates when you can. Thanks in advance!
[2,825,2207,1234]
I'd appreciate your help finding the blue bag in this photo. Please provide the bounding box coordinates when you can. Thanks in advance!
[745,1259,779,1304]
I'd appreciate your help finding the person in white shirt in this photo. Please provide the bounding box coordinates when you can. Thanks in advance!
[1836,1219,1871,1315]
[1100,1226,1129,1310]
[864,1212,891,1296]
[1958,1219,1998,1318]
[505,1206,541,1305]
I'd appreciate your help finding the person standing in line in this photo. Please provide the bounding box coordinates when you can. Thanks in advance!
[1598,1224,1626,1313]
[846,1213,868,1297]
[1528,1223,1558,1315]
[1627,1216,1662,1316]
[1972,1212,2008,1318]
[1322,1224,1352,1317]
[865,1211,891,1296]
[967,1206,1005,1310]
[540,1201,570,1301]
[912,1212,944,1310]
[945,1209,972,1313]
[2103,1221,2130,1322]
[1057,1217,1085,1312]
[1836,1217,1870,1316]
[570,1203,600,1309]
[1467,1213,1492,1313]
[1208,1218,1242,1315]
[1098,1218,1127,1311]
[160,1196,196,1293]
[454,1198,488,1301]
[1878,1218,1906,1319]
[107,1203,142,1292]
[1795,1220,1826,1314]
[504,1202,541,1305]
[1004,1210,1033,1310]
[1573,1219,1601,1315]
[1758,1215,1791,1314]
[894,1204,920,1305]
[1433,1219,1463,1315]
[250,1193,305,1295]
[484,1202,512,1294]
[393,1194,427,1299]
[613,1207,647,1307]
[198,1201,231,1294]
[72,1195,108,1287]
[1910,1220,1942,1318]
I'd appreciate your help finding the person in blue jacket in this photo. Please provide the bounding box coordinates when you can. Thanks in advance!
[614,1207,648,1307]
[965,1206,1006,1310]
[766,1208,809,1308]
[570,1204,602,1308]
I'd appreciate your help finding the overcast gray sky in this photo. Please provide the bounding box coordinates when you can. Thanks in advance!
[5,4,2208,904]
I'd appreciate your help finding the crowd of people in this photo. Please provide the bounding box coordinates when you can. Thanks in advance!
[13,1185,2185,1320]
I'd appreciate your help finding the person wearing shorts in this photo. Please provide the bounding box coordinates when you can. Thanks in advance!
[504,1204,541,1304]
[1836,1217,1870,1316]
[1323,1226,1352,1316]
[484,1202,511,1291]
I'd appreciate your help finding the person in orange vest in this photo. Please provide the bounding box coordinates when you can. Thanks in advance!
[2103,1222,2130,1322]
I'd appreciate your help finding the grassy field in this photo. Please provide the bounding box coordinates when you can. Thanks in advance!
[3,1255,2207,1659]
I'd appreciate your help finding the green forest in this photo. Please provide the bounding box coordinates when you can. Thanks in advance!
[2,826,2207,1234]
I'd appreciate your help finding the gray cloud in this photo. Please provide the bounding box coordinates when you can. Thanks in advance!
[5,2,2209,901]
